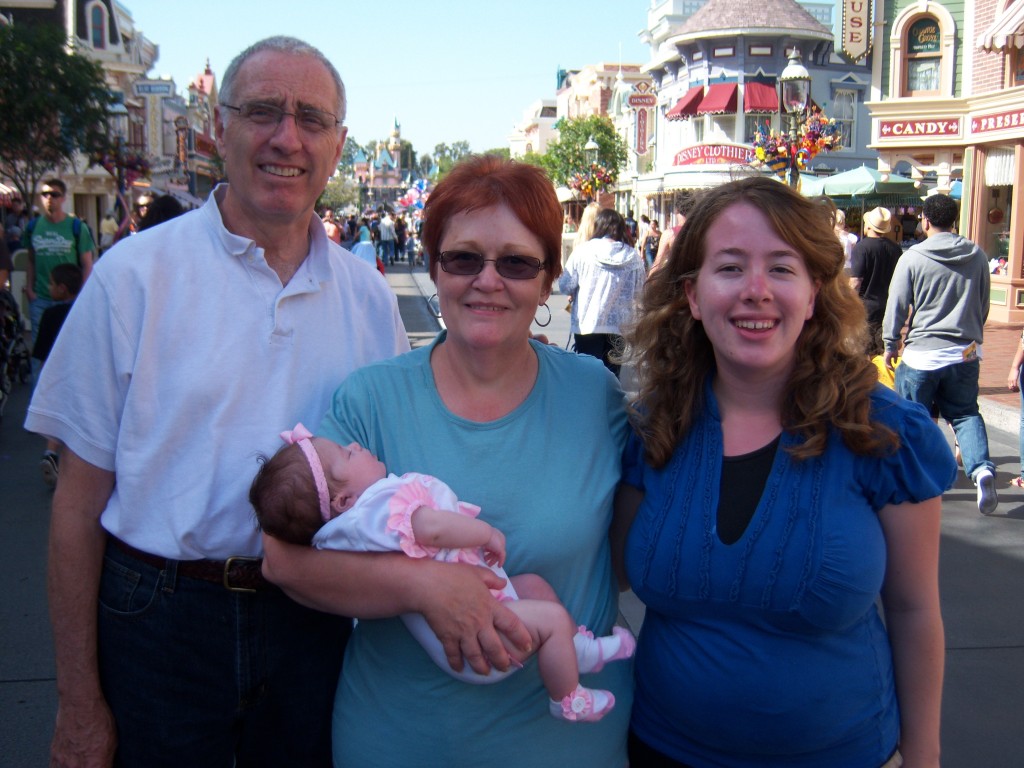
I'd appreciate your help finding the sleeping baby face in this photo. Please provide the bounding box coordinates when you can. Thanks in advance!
[313,439,387,502]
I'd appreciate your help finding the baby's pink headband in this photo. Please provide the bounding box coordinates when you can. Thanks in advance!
[280,423,331,523]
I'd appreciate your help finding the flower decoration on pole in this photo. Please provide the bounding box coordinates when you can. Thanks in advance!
[749,48,842,188]
[568,162,616,201]
[92,149,152,187]
[569,134,616,202]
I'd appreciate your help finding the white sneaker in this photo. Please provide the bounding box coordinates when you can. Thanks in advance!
[975,469,998,515]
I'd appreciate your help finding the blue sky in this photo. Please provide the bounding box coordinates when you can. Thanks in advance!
[125,0,652,157]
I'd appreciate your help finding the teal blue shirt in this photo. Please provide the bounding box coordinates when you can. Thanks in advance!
[320,332,631,767]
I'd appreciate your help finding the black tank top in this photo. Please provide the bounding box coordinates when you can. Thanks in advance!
[717,435,781,545]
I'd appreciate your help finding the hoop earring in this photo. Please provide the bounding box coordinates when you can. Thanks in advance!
[427,294,442,319]
[534,303,552,328]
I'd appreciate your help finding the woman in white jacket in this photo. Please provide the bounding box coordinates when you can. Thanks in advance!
[559,208,645,376]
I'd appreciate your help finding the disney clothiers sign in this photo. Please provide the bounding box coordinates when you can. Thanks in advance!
[673,144,752,166]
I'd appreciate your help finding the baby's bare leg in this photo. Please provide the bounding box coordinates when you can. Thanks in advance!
[505,598,579,700]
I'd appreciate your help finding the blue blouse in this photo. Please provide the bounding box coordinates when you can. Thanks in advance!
[622,383,957,767]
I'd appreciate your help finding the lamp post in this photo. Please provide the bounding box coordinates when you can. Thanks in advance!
[107,101,130,237]
[779,48,811,189]
[583,135,600,202]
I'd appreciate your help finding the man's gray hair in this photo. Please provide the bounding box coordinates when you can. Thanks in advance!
[218,36,345,124]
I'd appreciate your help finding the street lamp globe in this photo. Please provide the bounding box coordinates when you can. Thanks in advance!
[779,48,811,117]
[107,101,129,142]
[584,134,599,166]
[778,48,812,188]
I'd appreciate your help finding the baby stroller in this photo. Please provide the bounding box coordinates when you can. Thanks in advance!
[0,289,32,425]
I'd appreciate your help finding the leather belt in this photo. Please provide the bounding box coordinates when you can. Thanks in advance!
[110,536,273,593]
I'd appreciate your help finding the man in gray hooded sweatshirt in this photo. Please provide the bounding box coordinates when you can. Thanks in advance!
[883,193,997,515]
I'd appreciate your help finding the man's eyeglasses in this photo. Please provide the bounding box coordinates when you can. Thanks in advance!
[221,101,340,134]
[40,191,63,199]
[438,251,546,280]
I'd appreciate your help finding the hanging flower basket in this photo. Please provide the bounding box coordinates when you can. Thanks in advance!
[567,162,616,200]
[91,150,153,186]
[750,107,843,176]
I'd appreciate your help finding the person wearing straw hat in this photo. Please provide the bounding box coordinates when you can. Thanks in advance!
[850,206,902,355]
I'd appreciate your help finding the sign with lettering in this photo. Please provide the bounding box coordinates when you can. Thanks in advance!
[673,144,752,166]
[878,119,961,138]
[841,0,872,61]
[636,109,648,155]
[970,107,1024,136]
[134,81,174,96]
[908,19,940,55]
[628,81,657,109]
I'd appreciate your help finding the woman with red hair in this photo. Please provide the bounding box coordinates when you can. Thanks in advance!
[264,155,632,765]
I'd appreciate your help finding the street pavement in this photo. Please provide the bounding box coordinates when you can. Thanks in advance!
[2,260,1022,766]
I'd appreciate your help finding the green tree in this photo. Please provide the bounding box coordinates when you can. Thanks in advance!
[418,153,433,179]
[483,147,511,160]
[0,23,115,204]
[432,141,471,180]
[319,174,360,212]
[541,115,628,190]
[339,135,363,173]
[398,139,417,181]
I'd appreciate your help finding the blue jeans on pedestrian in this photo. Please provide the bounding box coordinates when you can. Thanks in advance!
[97,539,349,767]
[380,239,396,263]
[895,358,994,480]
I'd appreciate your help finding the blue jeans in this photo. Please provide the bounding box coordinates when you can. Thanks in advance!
[380,239,396,262]
[895,358,993,480]
[97,539,349,767]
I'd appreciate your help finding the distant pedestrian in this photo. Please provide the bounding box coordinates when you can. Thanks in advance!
[1006,329,1024,489]
[624,208,638,246]
[22,177,95,343]
[559,208,645,376]
[379,210,397,264]
[321,208,342,244]
[850,206,901,355]
[137,194,184,231]
[31,262,82,488]
[99,211,118,253]
[650,191,697,274]
[883,193,998,515]
[834,208,857,271]
[642,220,661,270]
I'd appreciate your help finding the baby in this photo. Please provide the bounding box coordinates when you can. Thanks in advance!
[249,424,635,723]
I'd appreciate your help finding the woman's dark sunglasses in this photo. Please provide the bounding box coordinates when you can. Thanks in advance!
[438,250,546,280]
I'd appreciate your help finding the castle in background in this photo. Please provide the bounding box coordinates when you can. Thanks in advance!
[351,119,407,209]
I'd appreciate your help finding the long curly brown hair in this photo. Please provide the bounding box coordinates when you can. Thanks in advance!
[626,176,897,468]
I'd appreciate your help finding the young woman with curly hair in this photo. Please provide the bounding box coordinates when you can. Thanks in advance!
[613,175,957,768]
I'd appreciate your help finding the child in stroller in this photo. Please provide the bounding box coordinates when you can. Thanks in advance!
[0,288,32,424]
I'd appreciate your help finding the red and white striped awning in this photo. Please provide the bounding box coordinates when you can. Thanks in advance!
[665,86,704,121]
[978,2,1024,51]
[697,83,738,115]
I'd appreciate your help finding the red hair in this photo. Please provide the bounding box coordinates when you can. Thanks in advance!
[421,155,563,290]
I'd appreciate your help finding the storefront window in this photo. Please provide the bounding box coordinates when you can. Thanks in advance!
[980,147,1014,271]
[832,90,856,148]
[89,3,106,50]
[904,17,942,95]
